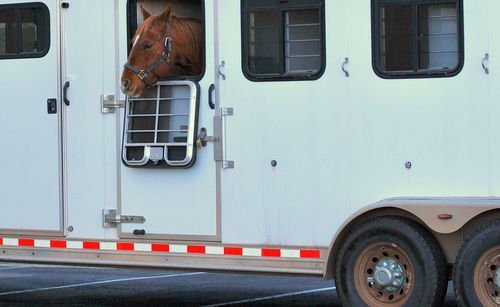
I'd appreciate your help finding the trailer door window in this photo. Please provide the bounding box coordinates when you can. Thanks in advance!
[373,0,463,78]
[127,0,205,81]
[242,0,325,81]
[0,3,49,59]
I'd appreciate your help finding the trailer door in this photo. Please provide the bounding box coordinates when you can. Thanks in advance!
[61,0,119,238]
[0,0,62,233]
[119,0,218,241]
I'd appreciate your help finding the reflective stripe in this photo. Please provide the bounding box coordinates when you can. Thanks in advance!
[0,237,321,259]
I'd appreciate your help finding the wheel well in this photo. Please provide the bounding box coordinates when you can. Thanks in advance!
[460,209,500,241]
[324,207,500,280]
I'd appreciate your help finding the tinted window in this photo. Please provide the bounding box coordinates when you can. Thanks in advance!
[0,3,50,59]
[242,0,325,81]
[373,0,463,78]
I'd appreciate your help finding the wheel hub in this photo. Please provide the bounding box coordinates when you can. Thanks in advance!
[374,259,405,292]
[354,243,414,305]
[473,246,500,306]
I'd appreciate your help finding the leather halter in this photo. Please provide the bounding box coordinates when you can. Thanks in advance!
[124,36,173,88]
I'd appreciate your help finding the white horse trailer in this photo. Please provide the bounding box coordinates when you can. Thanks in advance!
[1,0,500,305]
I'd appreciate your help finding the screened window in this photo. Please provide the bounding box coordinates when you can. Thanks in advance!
[0,3,50,59]
[242,0,325,81]
[373,0,463,78]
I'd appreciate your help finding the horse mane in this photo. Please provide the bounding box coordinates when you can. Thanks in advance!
[170,15,203,75]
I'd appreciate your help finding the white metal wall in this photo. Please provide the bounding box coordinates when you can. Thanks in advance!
[1,0,496,249]
[216,0,494,247]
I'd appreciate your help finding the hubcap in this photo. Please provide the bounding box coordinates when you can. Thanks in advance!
[374,259,406,292]
[354,242,414,305]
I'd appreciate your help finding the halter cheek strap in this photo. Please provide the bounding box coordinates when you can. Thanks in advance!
[124,36,173,88]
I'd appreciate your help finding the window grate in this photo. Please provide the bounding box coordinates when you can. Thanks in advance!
[122,81,199,168]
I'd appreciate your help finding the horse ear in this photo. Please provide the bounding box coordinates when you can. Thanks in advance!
[157,4,172,23]
[140,4,151,20]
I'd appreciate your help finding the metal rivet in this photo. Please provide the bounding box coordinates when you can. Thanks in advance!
[67,226,74,232]
[271,160,277,167]
[405,162,412,169]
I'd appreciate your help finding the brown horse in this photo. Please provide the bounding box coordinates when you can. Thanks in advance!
[121,5,203,97]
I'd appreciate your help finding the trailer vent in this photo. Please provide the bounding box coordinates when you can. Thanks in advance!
[122,81,199,168]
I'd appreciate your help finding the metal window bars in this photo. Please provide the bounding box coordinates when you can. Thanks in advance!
[122,81,199,168]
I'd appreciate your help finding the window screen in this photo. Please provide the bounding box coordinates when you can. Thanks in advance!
[0,3,49,59]
[373,0,463,78]
[243,0,325,81]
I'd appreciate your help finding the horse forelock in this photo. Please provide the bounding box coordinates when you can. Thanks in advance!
[131,19,163,47]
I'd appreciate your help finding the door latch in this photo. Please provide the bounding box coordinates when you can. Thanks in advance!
[101,94,124,114]
[196,127,218,148]
[47,98,57,114]
[102,209,145,228]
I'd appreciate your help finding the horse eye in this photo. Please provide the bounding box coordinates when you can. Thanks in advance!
[144,43,153,50]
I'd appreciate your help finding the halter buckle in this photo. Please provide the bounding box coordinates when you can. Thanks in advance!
[164,37,172,53]
[138,70,148,80]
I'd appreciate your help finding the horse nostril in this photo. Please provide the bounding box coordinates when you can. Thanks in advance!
[122,79,131,90]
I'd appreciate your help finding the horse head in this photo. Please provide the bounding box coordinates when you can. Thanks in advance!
[121,5,202,97]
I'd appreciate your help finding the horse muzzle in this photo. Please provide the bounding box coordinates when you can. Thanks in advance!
[120,80,141,97]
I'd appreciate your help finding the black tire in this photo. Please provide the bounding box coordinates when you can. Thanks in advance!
[334,216,448,307]
[454,219,500,307]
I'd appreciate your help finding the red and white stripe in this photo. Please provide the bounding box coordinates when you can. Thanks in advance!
[0,238,321,259]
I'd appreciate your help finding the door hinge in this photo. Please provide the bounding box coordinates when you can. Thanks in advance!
[101,95,124,114]
[221,107,233,116]
[102,209,145,228]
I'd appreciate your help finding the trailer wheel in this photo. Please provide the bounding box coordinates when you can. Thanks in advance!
[334,216,447,306]
[454,219,500,307]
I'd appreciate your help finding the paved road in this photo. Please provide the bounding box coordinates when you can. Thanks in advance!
[0,262,457,306]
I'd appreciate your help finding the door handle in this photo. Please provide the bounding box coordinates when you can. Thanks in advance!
[63,81,70,106]
[218,61,226,80]
[482,53,490,75]
[208,84,215,110]
[342,57,350,77]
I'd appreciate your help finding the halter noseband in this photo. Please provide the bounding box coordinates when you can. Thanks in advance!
[124,36,173,88]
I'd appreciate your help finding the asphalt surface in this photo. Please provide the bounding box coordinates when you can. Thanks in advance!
[0,262,458,306]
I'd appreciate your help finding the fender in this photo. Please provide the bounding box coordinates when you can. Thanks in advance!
[323,197,500,279]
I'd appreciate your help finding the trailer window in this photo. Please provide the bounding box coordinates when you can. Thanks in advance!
[372,0,463,78]
[0,3,49,59]
[242,0,325,81]
[127,0,205,81]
